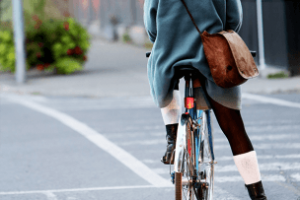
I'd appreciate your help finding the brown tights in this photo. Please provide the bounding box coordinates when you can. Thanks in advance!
[207,94,254,156]
[195,77,254,156]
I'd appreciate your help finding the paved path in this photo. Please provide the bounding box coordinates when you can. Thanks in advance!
[0,92,300,200]
[1,38,300,200]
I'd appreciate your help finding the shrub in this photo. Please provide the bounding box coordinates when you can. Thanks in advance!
[122,32,132,44]
[25,16,90,74]
[0,14,90,74]
[267,71,289,79]
[0,30,16,72]
[55,57,83,75]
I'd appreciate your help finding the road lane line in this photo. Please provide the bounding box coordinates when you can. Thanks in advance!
[214,143,300,150]
[143,154,300,163]
[242,93,300,108]
[0,185,239,199]
[215,175,286,183]
[44,192,58,200]
[116,133,300,146]
[0,185,164,195]
[4,96,171,187]
[291,173,300,181]
[218,154,300,161]
[216,162,300,172]
[153,162,300,174]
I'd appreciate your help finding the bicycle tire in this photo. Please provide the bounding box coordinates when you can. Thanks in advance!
[175,153,197,200]
[175,115,198,200]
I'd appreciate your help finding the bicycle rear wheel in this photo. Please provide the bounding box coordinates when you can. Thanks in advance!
[198,110,214,200]
[175,154,200,200]
[175,115,197,200]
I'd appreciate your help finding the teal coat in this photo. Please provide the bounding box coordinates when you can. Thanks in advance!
[144,0,243,108]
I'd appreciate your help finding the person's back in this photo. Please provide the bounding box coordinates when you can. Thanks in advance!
[144,0,268,199]
[144,0,242,108]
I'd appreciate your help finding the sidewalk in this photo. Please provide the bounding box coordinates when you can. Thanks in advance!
[1,38,300,98]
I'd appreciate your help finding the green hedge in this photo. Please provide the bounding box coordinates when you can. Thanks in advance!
[0,0,90,75]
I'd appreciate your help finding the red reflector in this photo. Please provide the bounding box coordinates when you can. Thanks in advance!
[185,97,194,109]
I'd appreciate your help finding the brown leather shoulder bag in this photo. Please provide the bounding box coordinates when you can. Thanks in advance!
[180,0,259,88]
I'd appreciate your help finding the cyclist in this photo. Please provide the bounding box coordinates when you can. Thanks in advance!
[143,0,267,199]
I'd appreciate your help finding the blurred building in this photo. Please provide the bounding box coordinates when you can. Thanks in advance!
[68,0,145,44]
[240,0,300,76]
[68,0,300,76]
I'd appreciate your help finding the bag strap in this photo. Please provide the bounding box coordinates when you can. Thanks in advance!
[180,0,202,35]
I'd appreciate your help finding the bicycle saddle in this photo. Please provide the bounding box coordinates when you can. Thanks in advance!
[176,67,200,79]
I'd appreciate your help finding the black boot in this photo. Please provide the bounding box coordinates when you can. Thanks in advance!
[161,123,178,164]
[245,181,267,200]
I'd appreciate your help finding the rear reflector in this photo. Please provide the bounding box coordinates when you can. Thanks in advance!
[185,97,194,109]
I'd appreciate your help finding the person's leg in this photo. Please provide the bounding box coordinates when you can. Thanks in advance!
[205,90,267,200]
[160,89,181,164]
[192,73,267,199]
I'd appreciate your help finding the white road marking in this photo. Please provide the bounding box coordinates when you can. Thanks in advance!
[0,185,240,200]
[291,173,300,181]
[118,139,166,146]
[156,162,300,173]
[116,133,300,146]
[217,162,300,172]
[242,93,300,108]
[215,175,286,183]
[216,133,300,143]
[153,162,300,175]
[214,125,300,135]
[44,192,58,200]
[4,96,171,187]
[249,133,300,141]
[218,154,300,161]
[152,168,169,174]
[106,132,165,139]
[124,125,162,131]
[143,154,300,164]
[0,185,167,195]
[246,125,300,133]
[142,159,160,164]
[215,143,300,150]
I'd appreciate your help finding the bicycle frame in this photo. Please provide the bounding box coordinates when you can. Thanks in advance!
[174,74,215,177]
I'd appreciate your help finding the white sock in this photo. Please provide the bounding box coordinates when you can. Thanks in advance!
[161,90,181,125]
[233,151,262,185]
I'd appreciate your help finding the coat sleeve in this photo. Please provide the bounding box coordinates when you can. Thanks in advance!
[225,0,243,33]
[144,0,158,43]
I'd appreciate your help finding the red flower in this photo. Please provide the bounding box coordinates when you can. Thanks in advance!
[67,49,73,55]
[38,42,44,48]
[34,20,42,29]
[64,22,69,31]
[36,52,42,58]
[63,11,70,18]
[32,15,39,21]
[37,64,44,71]
[74,46,82,55]
[83,55,87,61]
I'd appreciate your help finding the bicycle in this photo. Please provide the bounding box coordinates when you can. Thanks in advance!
[146,50,256,200]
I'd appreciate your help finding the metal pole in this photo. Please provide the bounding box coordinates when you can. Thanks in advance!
[256,0,266,70]
[12,0,26,83]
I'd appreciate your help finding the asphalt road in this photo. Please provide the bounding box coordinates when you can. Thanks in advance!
[0,92,300,200]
